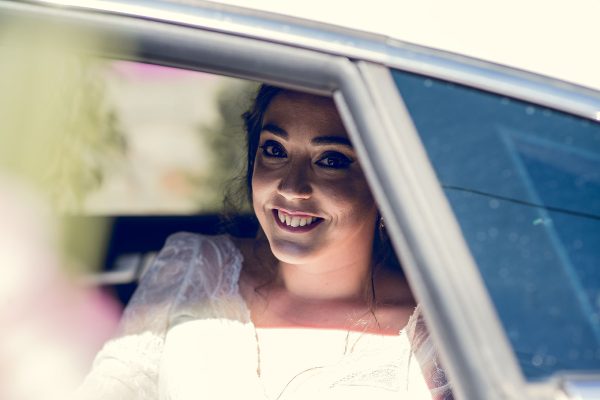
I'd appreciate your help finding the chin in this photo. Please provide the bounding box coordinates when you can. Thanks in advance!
[268,237,322,265]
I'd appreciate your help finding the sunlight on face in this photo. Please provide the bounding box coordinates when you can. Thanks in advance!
[251,91,378,266]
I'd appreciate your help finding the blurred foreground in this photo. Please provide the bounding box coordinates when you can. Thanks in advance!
[0,178,121,400]
[0,14,256,398]
[0,21,123,400]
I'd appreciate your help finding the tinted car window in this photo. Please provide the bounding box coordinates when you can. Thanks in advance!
[393,70,600,380]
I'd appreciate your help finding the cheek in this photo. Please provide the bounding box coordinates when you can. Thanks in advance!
[251,162,279,219]
[251,163,270,203]
[320,175,376,218]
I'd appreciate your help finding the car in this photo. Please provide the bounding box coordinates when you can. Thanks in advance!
[1,1,599,399]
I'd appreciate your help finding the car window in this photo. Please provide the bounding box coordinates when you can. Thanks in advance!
[85,61,258,215]
[393,69,600,380]
[0,18,256,216]
[1,27,258,286]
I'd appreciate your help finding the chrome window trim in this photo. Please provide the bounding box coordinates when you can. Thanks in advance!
[17,0,600,121]
[561,376,600,400]
[339,61,536,400]
[382,42,600,122]
[352,62,519,399]
[23,0,392,61]
[0,0,344,94]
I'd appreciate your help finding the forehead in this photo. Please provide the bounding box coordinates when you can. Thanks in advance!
[263,91,347,138]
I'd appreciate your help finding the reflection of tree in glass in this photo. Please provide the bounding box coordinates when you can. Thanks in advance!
[0,21,130,273]
[0,21,127,212]
[0,22,125,398]
[193,80,259,212]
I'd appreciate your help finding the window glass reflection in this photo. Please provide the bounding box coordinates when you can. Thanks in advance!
[393,69,600,380]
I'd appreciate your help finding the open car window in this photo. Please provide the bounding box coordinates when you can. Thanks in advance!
[0,22,258,291]
[85,61,255,215]
[393,69,600,381]
[62,60,259,293]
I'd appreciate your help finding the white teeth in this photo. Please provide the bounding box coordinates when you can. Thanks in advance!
[276,210,318,227]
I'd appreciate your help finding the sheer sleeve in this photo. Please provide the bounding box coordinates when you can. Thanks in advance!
[406,305,454,400]
[76,232,248,400]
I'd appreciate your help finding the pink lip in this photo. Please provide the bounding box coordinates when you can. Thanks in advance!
[272,209,323,233]
[276,207,320,218]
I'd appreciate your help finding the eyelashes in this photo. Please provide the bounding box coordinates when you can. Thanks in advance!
[259,140,287,158]
[316,152,353,169]
[259,139,354,170]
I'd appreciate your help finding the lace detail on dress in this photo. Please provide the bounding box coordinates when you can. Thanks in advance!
[332,362,401,391]
[78,233,248,399]
[80,233,452,400]
[120,232,248,335]
[75,332,164,400]
[405,305,453,400]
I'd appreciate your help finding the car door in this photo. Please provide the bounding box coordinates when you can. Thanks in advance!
[358,55,600,400]
[1,1,599,399]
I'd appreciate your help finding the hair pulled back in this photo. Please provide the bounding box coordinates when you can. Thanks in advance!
[241,84,282,205]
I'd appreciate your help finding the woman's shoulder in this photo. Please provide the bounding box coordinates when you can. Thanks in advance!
[157,232,243,265]
[119,232,249,334]
[163,231,236,250]
[137,232,245,292]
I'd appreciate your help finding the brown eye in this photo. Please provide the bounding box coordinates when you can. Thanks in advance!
[316,152,353,169]
[260,140,287,158]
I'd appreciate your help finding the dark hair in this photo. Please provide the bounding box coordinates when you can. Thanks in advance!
[219,84,281,238]
[241,84,283,205]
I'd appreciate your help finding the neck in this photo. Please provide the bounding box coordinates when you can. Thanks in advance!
[277,250,373,302]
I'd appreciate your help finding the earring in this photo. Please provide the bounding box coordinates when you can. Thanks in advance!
[379,216,385,230]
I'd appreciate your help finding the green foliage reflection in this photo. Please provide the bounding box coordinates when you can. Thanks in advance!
[0,20,126,211]
[0,20,130,273]
[196,80,258,212]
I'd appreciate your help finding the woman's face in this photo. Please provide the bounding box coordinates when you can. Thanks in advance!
[252,91,378,265]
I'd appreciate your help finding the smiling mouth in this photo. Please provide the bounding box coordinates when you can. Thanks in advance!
[272,209,323,232]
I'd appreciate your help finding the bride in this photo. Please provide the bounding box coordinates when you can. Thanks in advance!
[77,85,452,400]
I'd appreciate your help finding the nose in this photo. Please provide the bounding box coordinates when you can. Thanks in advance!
[277,160,312,200]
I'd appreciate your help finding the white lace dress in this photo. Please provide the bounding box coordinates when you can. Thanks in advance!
[77,233,452,400]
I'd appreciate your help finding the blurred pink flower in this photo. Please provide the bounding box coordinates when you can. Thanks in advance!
[0,176,121,400]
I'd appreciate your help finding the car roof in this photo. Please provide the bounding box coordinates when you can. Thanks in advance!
[34,0,600,93]
[216,0,600,93]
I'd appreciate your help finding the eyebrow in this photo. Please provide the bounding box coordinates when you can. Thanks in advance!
[312,136,353,147]
[263,123,288,138]
[262,123,353,148]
